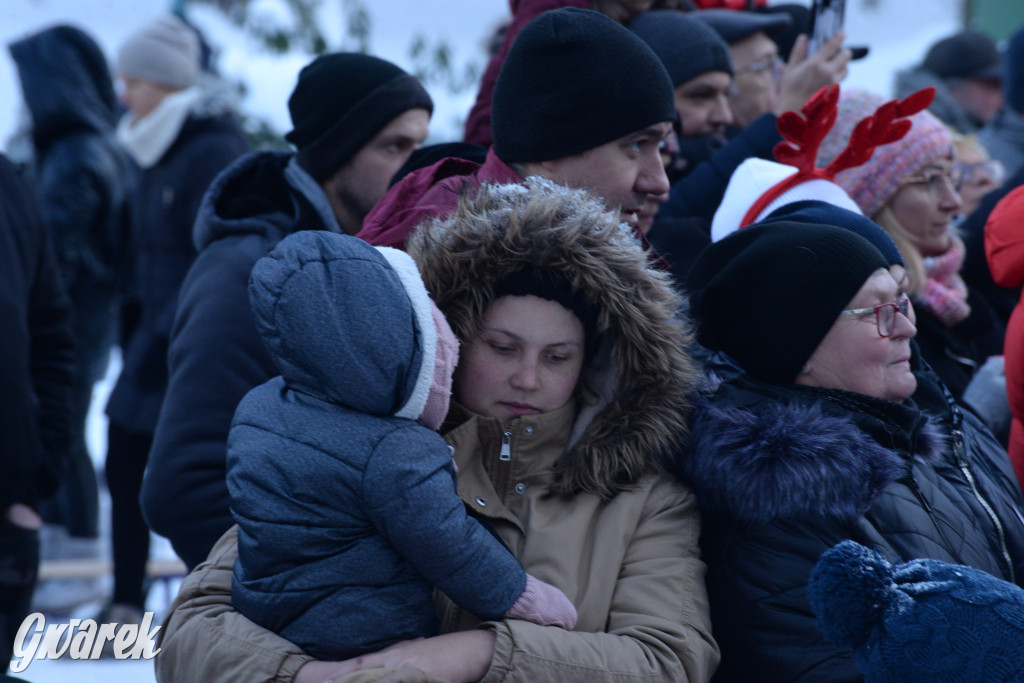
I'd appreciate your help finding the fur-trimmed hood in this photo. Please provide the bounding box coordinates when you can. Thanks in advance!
[408,178,697,499]
[679,376,948,524]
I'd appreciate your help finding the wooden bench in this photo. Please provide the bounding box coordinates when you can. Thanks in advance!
[38,557,187,581]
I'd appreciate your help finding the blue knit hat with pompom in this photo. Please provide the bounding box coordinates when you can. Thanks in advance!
[809,540,1024,682]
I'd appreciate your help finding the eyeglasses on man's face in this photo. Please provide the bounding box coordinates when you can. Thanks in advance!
[735,55,783,82]
[838,298,913,337]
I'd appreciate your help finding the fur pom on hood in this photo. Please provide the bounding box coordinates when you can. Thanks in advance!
[407,178,697,499]
[680,385,948,524]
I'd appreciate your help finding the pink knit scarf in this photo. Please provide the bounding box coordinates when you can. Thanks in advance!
[920,233,971,327]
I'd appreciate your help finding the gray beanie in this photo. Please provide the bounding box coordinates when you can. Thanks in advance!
[629,10,733,87]
[117,15,200,90]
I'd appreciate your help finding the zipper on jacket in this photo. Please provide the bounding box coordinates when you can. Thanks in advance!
[907,474,962,565]
[951,426,1016,583]
[493,429,513,500]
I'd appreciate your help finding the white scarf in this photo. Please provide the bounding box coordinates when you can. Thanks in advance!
[116,86,201,169]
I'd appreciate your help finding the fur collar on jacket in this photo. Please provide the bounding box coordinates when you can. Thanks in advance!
[679,376,948,524]
[409,178,697,499]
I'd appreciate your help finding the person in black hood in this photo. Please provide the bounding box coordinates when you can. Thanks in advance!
[8,23,135,610]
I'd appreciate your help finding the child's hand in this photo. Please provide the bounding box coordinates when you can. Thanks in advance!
[505,573,578,629]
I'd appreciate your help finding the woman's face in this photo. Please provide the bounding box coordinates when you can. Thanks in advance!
[454,295,585,422]
[796,269,918,403]
[887,156,962,257]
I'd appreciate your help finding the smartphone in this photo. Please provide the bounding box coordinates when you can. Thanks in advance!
[808,0,846,55]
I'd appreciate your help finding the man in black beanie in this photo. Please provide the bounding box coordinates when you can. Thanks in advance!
[141,52,432,569]
[358,7,676,246]
[629,10,735,140]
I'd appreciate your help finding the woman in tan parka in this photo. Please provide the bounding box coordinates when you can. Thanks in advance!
[153,177,718,683]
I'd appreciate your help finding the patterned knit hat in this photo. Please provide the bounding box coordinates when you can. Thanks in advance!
[712,85,932,243]
[817,88,954,218]
[809,540,1024,682]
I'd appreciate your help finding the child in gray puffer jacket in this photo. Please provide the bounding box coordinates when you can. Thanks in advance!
[226,230,576,660]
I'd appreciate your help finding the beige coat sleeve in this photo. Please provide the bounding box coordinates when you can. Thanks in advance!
[479,477,719,683]
[154,526,314,682]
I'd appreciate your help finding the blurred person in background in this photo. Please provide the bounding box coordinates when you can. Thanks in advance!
[980,23,1024,178]
[7,23,134,613]
[894,30,1004,135]
[100,13,249,631]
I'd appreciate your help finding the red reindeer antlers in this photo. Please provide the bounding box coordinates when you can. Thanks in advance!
[773,84,840,173]
[823,87,936,176]
[737,85,938,229]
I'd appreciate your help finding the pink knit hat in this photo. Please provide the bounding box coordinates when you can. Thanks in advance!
[418,299,459,431]
[816,88,954,218]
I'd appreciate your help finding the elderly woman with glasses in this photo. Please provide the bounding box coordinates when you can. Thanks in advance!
[815,88,1006,418]
[677,218,1024,682]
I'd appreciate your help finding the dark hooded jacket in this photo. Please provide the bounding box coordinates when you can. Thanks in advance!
[105,78,249,434]
[9,25,134,293]
[0,153,75,512]
[227,231,525,659]
[677,355,1024,682]
[142,151,348,568]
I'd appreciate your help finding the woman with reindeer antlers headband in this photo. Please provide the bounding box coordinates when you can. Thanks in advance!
[674,87,1024,681]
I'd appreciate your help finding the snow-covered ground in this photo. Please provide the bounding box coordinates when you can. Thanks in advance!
[2,0,971,679]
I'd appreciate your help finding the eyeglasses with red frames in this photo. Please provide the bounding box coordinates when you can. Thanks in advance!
[838,298,913,337]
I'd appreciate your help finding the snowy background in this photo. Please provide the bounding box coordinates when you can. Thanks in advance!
[0,0,976,680]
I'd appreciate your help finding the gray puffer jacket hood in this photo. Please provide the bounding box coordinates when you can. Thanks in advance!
[248,230,436,421]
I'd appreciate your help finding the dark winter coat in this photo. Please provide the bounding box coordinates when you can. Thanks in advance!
[0,153,76,511]
[8,25,134,380]
[228,232,525,659]
[9,25,134,293]
[676,360,1024,682]
[105,88,249,434]
[142,151,348,569]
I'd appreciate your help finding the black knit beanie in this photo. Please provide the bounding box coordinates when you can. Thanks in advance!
[686,221,888,384]
[628,10,733,87]
[491,8,676,163]
[285,53,434,182]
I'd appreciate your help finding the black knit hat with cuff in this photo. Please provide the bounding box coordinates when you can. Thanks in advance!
[686,221,889,384]
[286,53,433,182]
[491,7,676,163]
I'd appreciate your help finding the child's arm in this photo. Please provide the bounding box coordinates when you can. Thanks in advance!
[363,427,576,629]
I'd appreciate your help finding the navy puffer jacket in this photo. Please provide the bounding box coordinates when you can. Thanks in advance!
[676,359,1024,682]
